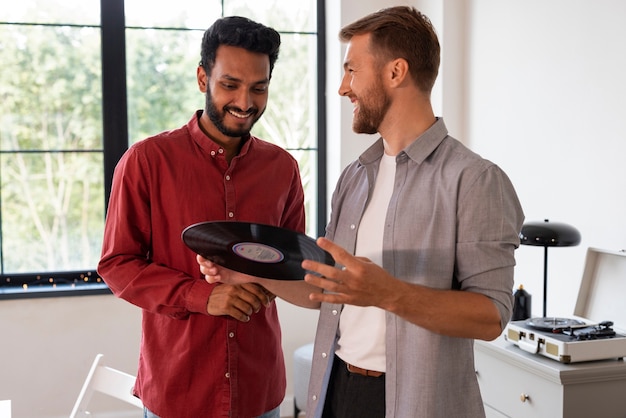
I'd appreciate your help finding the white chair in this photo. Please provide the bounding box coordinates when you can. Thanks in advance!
[69,353,142,418]
[0,399,11,418]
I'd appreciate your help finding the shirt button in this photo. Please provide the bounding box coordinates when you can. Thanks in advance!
[321,352,327,358]
[312,395,317,401]
[225,372,230,378]
[218,148,224,154]
[210,150,216,156]
[350,224,356,230]
[228,212,234,218]
[229,332,235,338]
[331,309,338,315]
[225,175,231,181]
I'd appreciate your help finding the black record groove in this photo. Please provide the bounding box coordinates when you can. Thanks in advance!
[525,317,586,331]
[182,221,334,280]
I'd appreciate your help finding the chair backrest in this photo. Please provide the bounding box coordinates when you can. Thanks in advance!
[69,353,142,418]
[0,399,11,418]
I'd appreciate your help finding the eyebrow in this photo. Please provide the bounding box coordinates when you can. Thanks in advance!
[221,74,270,85]
[343,58,358,71]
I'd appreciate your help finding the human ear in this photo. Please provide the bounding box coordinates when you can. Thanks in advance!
[197,66,208,93]
[388,58,409,87]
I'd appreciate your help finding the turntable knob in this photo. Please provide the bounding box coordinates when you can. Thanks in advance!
[519,393,529,403]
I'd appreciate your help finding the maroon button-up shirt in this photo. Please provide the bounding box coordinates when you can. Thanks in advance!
[98,111,305,418]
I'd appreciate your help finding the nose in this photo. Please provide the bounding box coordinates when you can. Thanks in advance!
[338,72,350,97]
[233,89,254,112]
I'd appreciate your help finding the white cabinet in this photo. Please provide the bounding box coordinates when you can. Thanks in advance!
[475,337,626,418]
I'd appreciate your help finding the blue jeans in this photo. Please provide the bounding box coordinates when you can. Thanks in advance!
[257,406,281,418]
[144,405,280,418]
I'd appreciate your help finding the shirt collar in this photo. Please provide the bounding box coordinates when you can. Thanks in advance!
[188,110,253,157]
[358,117,449,166]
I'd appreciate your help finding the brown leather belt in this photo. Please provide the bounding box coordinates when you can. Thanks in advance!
[345,362,385,378]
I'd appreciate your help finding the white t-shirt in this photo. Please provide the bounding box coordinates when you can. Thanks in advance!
[335,151,396,372]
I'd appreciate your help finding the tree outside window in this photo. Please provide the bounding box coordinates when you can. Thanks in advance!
[0,0,322,294]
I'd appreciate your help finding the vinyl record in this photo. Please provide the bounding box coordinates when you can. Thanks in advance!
[182,221,334,280]
[525,317,586,331]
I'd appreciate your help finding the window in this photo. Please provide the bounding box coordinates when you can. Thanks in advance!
[0,0,325,298]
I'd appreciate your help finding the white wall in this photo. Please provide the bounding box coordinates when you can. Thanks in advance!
[463,0,626,317]
[0,294,318,418]
[0,294,142,418]
[327,0,626,318]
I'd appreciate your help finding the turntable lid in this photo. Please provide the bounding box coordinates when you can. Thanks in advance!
[574,247,626,329]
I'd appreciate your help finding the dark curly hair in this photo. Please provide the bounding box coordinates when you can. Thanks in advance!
[200,16,281,78]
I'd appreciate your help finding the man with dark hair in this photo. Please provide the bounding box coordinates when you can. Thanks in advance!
[299,6,524,417]
[98,16,305,418]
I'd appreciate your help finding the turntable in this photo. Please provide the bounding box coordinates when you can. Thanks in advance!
[505,247,626,363]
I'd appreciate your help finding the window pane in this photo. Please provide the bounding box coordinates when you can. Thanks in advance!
[224,0,316,32]
[0,152,104,273]
[0,0,321,292]
[289,150,318,237]
[0,22,103,275]
[0,0,100,25]
[124,0,222,29]
[254,33,318,150]
[126,28,204,143]
[251,32,319,235]
[0,25,103,151]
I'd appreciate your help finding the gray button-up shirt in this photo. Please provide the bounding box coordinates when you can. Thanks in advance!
[307,118,524,417]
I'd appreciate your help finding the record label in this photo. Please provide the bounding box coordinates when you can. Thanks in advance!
[182,221,335,281]
[232,242,284,263]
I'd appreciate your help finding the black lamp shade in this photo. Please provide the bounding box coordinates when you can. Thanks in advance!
[518,219,581,317]
[520,220,581,247]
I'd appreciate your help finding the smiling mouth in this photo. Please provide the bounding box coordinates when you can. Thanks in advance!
[350,98,359,112]
[228,109,255,119]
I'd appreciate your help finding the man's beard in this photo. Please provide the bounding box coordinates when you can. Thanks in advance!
[205,91,264,138]
[352,78,390,135]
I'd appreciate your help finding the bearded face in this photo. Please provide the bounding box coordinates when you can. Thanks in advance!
[351,74,390,135]
[205,86,265,138]
[198,45,271,140]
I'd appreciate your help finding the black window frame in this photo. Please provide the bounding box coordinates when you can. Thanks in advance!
[0,0,326,299]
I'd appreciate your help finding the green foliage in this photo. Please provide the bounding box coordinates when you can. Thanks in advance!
[126,29,203,142]
[0,25,104,272]
[0,1,320,275]
[253,32,318,235]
